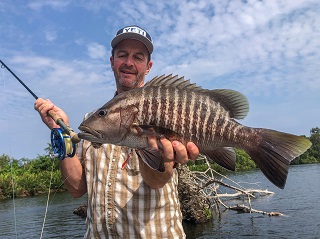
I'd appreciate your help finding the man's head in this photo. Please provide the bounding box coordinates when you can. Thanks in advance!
[110,25,153,93]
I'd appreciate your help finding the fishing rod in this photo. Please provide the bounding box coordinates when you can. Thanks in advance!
[0,59,80,159]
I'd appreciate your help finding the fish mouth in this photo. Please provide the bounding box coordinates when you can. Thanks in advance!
[78,126,104,140]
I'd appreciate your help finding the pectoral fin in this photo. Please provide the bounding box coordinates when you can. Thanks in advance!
[136,148,165,172]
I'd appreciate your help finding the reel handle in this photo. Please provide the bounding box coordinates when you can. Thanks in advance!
[48,110,81,143]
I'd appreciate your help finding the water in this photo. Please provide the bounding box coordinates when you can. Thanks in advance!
[184,164,320,239]
[0,164,319,238]
[0,192,86,238]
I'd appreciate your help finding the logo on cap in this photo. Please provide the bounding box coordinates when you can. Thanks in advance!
[122,27,146,37]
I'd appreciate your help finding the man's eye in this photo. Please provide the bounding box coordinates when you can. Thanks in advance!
[134,56,143,61]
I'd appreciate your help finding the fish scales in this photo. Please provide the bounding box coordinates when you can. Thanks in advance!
[78,74,312,189]
[181,90,192,142]
[175,89,184,137]
[167,87,176,132]
[151,87,160,124]
[190,92,200,143]
[202,96,211,144]
[140,88,209,144]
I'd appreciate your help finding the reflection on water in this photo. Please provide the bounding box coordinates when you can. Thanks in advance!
[0,164,319,238]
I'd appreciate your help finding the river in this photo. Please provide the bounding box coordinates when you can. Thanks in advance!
[0,164,319,239]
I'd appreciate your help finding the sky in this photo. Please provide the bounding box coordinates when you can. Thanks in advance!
[0,0,319,160]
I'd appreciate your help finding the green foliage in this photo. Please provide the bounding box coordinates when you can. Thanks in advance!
[234,149,257,171]
[292,128,320,164]
[0,153,64,199]
[189,149,257,172]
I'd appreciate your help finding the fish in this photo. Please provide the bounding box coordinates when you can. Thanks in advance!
[78,74,312,189]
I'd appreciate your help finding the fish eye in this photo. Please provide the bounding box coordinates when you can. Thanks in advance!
[98,109,107,117]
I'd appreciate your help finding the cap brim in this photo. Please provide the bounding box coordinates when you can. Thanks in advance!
[111,33,153,54]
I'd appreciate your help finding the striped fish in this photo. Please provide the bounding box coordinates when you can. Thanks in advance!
[78,75,311,189]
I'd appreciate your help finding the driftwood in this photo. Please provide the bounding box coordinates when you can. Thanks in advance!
[176,165,212,223]
[177,157,284,223]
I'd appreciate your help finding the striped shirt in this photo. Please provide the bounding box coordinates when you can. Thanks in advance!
[77,131,185,238]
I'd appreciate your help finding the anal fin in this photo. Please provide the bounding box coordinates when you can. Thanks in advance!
[204,147,236,171]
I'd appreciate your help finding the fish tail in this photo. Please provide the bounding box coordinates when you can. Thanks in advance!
[247,129,312,189]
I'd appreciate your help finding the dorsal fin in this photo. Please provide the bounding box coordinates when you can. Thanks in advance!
[208,89,249,119]
[145,74,249,119]
[145,74,202,91]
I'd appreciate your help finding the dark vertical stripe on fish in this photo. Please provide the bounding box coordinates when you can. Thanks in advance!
[202,96,211,144]
[197,94,206,144]
[167,87,176,132]
[150,87,159,124]
[159,88,168,127]
[191,92,201,142]
[175,89,183,136]
[210,102,222,144]
[184,91,191,141]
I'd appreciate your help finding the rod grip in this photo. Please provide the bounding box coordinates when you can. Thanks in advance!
[48,110,61,123]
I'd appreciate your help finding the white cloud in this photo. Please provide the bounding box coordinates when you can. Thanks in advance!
[28,0,71,10]
[87,42,107,60]
[44,29,57,42]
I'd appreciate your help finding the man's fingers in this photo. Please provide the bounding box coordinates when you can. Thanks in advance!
[160,138,175,162]
[147,137,200,164]
[172,141,189,164]
[186,142,200,161]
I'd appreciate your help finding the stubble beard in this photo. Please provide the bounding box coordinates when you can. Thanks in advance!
[115,71,145,92]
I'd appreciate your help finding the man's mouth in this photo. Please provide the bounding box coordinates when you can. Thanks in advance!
[120,68,136,75]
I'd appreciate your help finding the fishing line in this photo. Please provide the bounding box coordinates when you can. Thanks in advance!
[40,158,55,239]
[1,64,18,239]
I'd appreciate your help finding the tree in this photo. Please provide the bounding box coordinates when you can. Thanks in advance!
[0,154,11,170]
[309,127,320,160]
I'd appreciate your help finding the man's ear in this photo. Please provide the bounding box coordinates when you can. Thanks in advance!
[145,60,153,75]
[110,56,114,70]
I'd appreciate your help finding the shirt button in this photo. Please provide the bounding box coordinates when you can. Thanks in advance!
[112,158,116,162]
[108,182,111,187]
[107,210,111,215]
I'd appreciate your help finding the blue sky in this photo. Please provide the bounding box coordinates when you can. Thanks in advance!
[0,0,319,160]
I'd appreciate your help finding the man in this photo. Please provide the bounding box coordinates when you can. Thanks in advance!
[35,25,199,238]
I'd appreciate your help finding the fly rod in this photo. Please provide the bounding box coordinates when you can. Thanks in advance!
[0,59,80,159]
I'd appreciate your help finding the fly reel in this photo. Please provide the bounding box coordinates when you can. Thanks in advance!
[51,128,77,160]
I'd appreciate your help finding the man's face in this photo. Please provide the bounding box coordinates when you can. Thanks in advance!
[110,39,153,93]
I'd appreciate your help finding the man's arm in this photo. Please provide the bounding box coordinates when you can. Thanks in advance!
[140,137,199,189]
[34,98,87,197]
[60,155,87,197]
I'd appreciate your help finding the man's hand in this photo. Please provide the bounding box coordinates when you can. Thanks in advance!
[34,98,69,130]
[139,136,200,189]
[148,137,200,165]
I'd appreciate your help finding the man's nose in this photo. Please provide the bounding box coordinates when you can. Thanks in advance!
[124,56,134,66]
